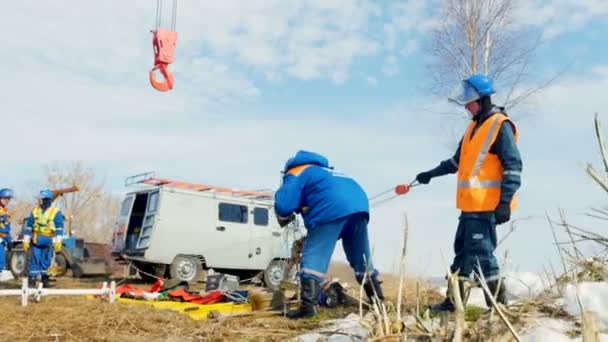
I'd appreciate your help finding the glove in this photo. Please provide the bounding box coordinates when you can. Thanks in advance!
[494,202,511,225]
[277,213,296,228]
[415,171,434,185]
[23,242,30,252]
[54,242,62,253]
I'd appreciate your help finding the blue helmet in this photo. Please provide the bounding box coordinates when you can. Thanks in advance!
[454,74,495,105]
[0,188,13,199]
[39,189,53,200]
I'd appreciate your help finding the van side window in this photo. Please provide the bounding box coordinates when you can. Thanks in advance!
[253,208,269,226]
[219,203,248,224]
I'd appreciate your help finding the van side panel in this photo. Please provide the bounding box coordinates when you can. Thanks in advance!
[133,186,297,271]
[143,189,215,264]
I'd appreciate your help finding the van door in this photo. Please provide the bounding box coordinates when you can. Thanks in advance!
[211,202,252,269]
[112,195,135,253]
[137,191,159,249]
[249,206,282,270]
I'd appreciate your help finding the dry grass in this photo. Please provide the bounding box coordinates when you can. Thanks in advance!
[0,295,328,342]
[0,264,436,342]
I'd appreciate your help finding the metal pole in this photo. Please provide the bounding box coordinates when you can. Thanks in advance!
[21,277,28,306]
[110,281,116,304]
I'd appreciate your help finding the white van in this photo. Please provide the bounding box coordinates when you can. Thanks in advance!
[111,173,300,288]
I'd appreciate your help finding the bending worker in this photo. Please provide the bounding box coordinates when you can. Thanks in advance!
[275,150,384,319]
[0,188,13,272]
[23,189,65,287]
[415,74,522,312]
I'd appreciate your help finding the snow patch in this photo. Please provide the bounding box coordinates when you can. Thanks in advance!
[504,272,549,300]
[292,313,370,342]
[0,270,14,282]
[563,282,608,330]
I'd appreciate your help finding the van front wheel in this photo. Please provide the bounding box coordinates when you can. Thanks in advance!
[170,256,202,284]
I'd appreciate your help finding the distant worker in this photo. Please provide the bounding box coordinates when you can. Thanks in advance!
[274,150,384,319]
[0,188,14,272]
[23,189,65,287]
[414,74,522,312]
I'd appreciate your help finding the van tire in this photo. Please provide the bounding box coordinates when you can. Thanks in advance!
[264,259,287,289]
[170,256,202,284]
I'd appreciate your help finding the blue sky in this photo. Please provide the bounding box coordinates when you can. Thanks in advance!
[2,1,608,277]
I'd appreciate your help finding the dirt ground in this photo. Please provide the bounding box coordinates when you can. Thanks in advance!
[0,264,438,342]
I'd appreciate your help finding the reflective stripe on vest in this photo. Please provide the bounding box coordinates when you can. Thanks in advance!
[32,206,59,236]
[456,113,518,211]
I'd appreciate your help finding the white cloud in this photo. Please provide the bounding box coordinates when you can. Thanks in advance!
[382,55,400,76]
[515,0,608,40]
[367,77,378,86]
[381,1,435,58]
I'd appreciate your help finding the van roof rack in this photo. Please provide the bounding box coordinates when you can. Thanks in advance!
[125,172,157,187]
[125,172,273,200]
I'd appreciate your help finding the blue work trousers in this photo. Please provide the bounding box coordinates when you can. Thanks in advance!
[0,240,6,271]
[300,212,377,282]
[450,216,499,281]
[29,241,53,278]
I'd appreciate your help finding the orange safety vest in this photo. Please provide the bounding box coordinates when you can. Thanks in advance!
[456,113,518,212]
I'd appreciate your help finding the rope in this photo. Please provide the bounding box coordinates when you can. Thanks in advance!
[368,181,419,208]
[127,260,164,281]
[370,195,399,208]
[368,188,394,202]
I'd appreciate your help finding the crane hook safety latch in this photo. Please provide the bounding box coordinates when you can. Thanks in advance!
[150,28,178,92]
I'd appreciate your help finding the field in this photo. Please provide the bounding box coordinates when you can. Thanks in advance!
[0,263,436,342]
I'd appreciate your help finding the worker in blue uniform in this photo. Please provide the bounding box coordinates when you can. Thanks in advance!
[415,74,522,312]
[0,188,14,272]
[23,189,65,287]
[274,150,384,319]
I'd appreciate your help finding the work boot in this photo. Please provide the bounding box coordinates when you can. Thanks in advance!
[286,278,319,319]
[363,275,385,304]
[41,275,52,288]
[28,277,36,288]
[484,279,507,308]
[430,280,466,313]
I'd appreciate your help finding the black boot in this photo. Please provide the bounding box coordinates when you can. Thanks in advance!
[28,277,36,288]
[41,274,52,288]
[485,279,507,308]
[363,275,385,304]
[430,280,466,313]
[287,278,319,319]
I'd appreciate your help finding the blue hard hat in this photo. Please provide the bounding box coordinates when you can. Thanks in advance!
[39,189,53,200]
[453,74,495,105]
[0,188,13,199]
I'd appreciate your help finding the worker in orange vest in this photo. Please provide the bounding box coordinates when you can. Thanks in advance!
[415,74,522,312]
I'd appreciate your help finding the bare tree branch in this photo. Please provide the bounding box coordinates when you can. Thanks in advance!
[43,161,120,243]
[426,0,563,110]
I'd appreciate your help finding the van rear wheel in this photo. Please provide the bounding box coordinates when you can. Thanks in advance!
[170,256,202,284]
[264,259,287,289]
